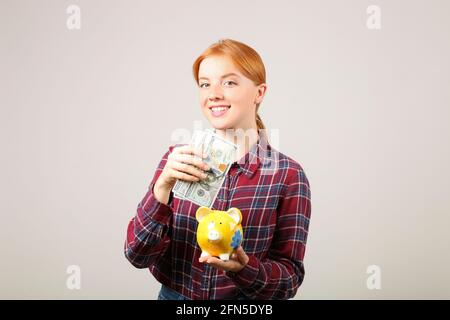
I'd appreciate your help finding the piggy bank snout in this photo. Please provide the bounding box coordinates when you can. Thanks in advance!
[208,229,221,241]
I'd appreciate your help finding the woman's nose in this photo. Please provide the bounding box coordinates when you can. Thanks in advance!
[208,84,224,100]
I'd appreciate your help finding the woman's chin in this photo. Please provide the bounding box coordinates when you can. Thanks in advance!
[209,120,234,131]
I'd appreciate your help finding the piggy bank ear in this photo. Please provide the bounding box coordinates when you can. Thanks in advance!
[196,206,211,222]
[226,208,242,224]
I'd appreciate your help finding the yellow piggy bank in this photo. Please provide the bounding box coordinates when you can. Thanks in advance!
[195,206,244,261]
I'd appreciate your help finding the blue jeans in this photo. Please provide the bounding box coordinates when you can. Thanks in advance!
[157,285,190,300]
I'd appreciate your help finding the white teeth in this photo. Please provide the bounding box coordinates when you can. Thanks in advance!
[211,106,230,112]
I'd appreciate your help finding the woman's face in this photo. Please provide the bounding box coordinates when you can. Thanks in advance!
[198,55,266,131]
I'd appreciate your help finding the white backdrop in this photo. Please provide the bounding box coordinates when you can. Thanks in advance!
[1,0,449,299]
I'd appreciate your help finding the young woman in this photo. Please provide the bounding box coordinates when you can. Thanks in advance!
[124,39,312,300]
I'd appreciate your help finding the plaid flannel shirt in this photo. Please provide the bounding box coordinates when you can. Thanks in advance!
[125,134,311,300]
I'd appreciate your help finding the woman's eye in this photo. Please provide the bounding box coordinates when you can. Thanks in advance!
[199,81,235,88]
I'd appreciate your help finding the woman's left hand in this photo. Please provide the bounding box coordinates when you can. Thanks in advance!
[199,246,249,273]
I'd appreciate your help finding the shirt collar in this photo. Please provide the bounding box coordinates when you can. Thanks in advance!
[234,132,272,178]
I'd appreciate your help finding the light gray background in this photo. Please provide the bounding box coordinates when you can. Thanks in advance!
[1,0,449,299]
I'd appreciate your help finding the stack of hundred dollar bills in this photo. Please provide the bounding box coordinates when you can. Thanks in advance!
[172,129,237,208]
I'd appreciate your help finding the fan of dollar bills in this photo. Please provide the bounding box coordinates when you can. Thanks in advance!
[172,129,237,208]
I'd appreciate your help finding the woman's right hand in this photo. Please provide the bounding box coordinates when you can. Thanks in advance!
[154,146,210,204]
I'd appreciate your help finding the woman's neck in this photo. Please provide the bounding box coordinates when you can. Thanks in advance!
[214,126,259,162]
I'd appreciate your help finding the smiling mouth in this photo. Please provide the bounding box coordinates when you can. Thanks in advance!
[210,105,231,117]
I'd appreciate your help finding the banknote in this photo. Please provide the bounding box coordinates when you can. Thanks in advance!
[172,130,237,207]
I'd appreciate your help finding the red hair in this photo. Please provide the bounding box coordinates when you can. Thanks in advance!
[192,39,267,130]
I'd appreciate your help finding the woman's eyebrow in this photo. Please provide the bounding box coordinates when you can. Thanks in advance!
[199,73,240,80]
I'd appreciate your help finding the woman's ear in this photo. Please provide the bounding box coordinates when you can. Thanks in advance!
[255,83,267,105]
[226,208,242,224]
[196,206,211,222]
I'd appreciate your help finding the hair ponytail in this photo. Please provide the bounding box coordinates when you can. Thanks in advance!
[256,112,265,130]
